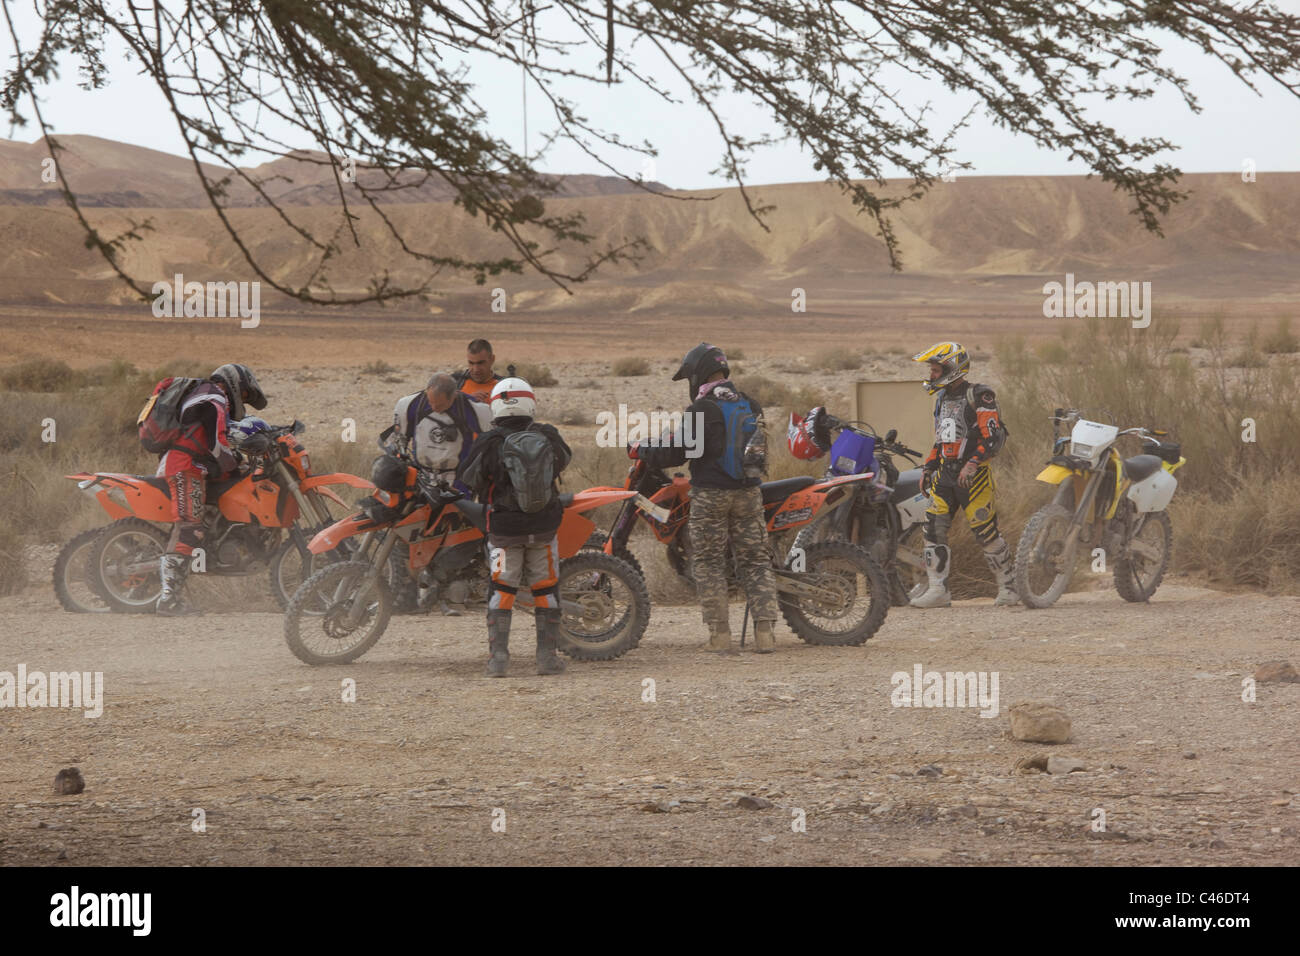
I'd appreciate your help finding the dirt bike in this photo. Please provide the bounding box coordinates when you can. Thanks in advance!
[283,448,653,665]
[787,412,932,606]
[63,421,372,613]
[586,456,891,645]
[1014,408,1185,608]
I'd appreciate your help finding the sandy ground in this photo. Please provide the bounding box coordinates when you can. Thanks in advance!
[1,578,1297,866]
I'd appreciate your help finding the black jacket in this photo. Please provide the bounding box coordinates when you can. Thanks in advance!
[639,381,763,489]
[457,416,572,537]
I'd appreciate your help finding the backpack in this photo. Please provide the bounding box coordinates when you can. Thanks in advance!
[712,392,760,481]
[137,377,205,454]
[499,426,556,513]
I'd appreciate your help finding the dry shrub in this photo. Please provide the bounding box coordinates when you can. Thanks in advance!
[1261,316,1299,355]
[0,525,25,596]
[612,356,650,377]
[814,348,862,371]
[503,361,558,387]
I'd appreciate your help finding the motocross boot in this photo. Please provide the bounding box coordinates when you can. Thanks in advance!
[485,609,510,677]
[535,607,567,675]
[983,539,1020,606]
[706,620,734,653]
[910,544,952,608]
[753,619,777,654]
[155,553,201,617]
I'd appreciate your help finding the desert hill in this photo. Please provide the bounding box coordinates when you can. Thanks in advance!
[1,135,1298,313]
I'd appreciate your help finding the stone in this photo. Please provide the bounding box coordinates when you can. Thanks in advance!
[53,768,84,795]
[1046,757,1087,774]
[1014,754,1049,773]
[736,796,773,810]
[1008,701,1071,744]
[1254,661,1299,683]
[915,764,942,778]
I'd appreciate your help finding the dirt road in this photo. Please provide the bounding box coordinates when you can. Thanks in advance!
[1,582,1296,866]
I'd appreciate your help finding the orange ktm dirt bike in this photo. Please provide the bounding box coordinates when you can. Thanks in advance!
[62,421,373,613]
[283,454,653,666]
[586,457,891,646]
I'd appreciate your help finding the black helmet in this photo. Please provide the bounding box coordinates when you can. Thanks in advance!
[211,363,267,421]
[672,343,729,399]
[370,455,412,493]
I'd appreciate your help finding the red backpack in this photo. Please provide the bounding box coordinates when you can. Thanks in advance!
[137,377,206,454]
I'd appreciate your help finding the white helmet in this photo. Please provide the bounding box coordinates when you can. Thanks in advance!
[489,377,536,421]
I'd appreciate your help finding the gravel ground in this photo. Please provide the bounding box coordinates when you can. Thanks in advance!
[1,582,1297,866]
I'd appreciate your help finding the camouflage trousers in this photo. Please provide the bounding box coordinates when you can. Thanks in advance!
[689,485,779,625]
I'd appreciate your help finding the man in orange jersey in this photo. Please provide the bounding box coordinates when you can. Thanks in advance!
[452,339,501,403]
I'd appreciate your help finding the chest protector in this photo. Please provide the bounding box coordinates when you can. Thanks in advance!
[712,393,760,481]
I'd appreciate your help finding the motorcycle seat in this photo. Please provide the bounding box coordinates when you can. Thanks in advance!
[452,499,488,532]
[1122,454,1164,483]
[760,476,817,505]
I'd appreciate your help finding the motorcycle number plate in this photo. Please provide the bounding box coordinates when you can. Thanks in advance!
[634,494,670,523]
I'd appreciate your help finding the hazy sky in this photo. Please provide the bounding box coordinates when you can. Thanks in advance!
[5,2,1300,188]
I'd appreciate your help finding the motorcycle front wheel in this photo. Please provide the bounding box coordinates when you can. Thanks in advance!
[1013,503,1078,609]
[778,541,890,646]
[553,552,652,661]
[283,561,393,665]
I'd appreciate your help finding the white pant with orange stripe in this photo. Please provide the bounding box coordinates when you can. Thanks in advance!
[487,534,561,611]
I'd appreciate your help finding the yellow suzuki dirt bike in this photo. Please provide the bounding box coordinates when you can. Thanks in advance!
[1014,408,1185,608]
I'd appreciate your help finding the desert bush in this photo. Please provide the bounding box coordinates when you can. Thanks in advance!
[0,525,25,596]
[612,356,650,377]
[1261,316,1299,355]
[814,348,862,371]
[504,361,558,387]
[361,359,397,375]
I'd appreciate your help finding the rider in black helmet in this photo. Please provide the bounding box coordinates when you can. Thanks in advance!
[638,343,780,654]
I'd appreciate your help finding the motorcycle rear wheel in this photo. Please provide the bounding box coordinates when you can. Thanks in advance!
[778,541,889,646]
[1013,503,1077,609]
[89,518,169,613]
[1114,509,1172,603]
[284,561,393,665]
[53,526,112,613]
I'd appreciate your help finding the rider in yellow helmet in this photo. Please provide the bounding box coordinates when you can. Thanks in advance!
[910,342,1017,608]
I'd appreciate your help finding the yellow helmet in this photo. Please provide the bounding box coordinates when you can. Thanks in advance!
[912,342,970,395]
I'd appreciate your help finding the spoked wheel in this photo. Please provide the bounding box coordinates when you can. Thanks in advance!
[892,523,928,605]
[53,526,112,613]
[1013,504,1078,609]
[1114,509,1172,603]
[268,538,341,615]
[89,518,169,613]
[283,561,393,665]
[778,541,890,646]
[551,552,651,661]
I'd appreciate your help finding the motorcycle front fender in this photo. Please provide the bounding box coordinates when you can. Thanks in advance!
[1035,464,1076,484]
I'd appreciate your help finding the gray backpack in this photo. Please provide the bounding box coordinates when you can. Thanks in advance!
[500,428,556,513]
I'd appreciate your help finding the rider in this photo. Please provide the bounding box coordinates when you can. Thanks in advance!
[452,338,501,404]
[910,342,1017,608]
[457,378,573,677]
[636,343,780,654]
[155,363,267,616]
[391,372,491,490]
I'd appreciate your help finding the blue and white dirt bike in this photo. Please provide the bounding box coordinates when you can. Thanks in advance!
[787,410,932,605]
